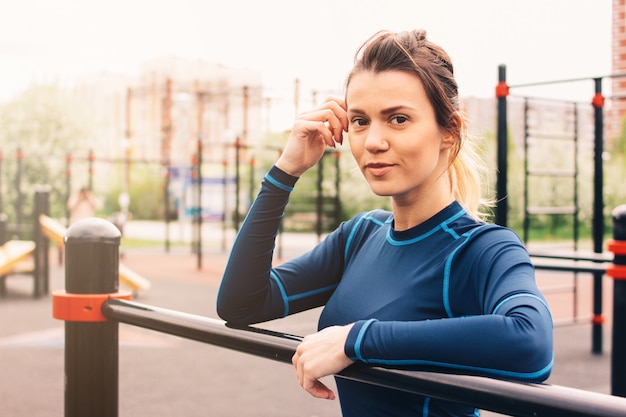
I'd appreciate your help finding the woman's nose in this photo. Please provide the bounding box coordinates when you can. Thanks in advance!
[364,124,389,152]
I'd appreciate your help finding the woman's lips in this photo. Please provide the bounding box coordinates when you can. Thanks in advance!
[365,163,393,177]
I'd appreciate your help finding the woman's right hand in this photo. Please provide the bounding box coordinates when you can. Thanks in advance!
[275,97,348,177]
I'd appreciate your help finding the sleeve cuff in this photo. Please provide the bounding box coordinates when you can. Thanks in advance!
[344,318,377,361]
[264,165,299,192]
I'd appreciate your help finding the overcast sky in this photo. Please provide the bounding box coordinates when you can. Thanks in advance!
[1,0,613,105]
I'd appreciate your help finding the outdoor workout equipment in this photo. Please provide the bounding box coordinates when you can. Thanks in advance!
[495,65,625,354]
[52,217,626,417]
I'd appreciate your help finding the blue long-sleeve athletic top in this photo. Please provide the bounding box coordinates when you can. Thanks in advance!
[217,166,554,417]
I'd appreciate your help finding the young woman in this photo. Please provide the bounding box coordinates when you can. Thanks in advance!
[217,29,553,417]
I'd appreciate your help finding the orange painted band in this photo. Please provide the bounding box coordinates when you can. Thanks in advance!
[606,264,626,280]
[591,314,605,325]
[607,239,626,255]
[592,92,605,108]
[495,82,509,98]
[52,290,132,322]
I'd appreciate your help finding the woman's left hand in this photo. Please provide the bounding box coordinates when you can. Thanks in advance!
[292,324,355,400]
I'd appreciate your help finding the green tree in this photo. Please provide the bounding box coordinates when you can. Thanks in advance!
[0,85,96,223]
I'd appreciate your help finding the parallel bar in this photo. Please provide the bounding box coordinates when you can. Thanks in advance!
[508,72,626,90]
[529,253,612,263]
[531,261,606,274]
[102,299,626,417]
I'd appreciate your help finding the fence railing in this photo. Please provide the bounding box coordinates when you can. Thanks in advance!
[52,217,626,417]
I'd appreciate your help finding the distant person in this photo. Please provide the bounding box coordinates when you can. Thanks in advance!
[67,187,100,225]
[217,29,553,416]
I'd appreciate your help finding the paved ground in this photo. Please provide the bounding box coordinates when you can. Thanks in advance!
[0,223,621,416]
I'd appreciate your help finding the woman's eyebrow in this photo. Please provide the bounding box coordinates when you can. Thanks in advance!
[380,105,411,115]
[347,107,365,116]
[348,105,411,116]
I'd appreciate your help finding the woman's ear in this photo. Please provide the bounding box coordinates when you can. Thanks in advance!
[441,112,462,151]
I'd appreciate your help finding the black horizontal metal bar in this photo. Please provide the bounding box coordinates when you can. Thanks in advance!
[102,299,626,417]
[531,261,607,274]
[101,298,302,363]
[508,73,626,89]
[530,252,612,263]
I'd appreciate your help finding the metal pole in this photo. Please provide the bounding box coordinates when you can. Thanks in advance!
[195,88,204,270]
[62,218,121,417]
[316,153,324,242]
[101,298,626,417]
[334,152,341,229]
[496,65,509,226]
[592,78,605,354]
[609,205,626,397]
[234,137,241,232]
[32,187,50,298]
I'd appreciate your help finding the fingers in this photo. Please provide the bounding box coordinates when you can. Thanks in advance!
[297,97,347,146]
[276,97,347,177]
[291,324,355,401]
[304,379,336,400]
[292,349,337,400]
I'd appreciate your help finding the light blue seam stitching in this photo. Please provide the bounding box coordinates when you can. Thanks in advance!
[492,293,553,320]
[264,173,294,192]
[287,284,338,301]
[353,318,377,361]
[360,355,554,381]
[441,221,460,239]
[442,225,486,317]
[386,208,466,246]
[344,211,383,263]
[269,270,289,317]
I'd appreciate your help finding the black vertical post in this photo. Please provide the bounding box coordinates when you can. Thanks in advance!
[316,153,324,242]
[222,158,228,251]
[610,205,626,397]
[164,165,170,253]
[197,139,203,270]
[33,187,50,298]
[249,156,255,214]
[64,218,121,417]
[592,78,605,355]
[234,138,241,232]
[495,65,509,227]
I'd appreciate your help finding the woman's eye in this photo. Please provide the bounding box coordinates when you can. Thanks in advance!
[391,115,408,125]
[351,117,368,127]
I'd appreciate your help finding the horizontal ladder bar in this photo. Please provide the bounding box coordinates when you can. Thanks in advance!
[102,299,626,417]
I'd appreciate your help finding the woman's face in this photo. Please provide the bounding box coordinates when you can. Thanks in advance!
[346,70,454,204]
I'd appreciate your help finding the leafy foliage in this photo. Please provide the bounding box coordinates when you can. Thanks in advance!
[0,85,96,222]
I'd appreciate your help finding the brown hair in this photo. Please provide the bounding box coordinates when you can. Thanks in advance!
[346,30,488,220]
